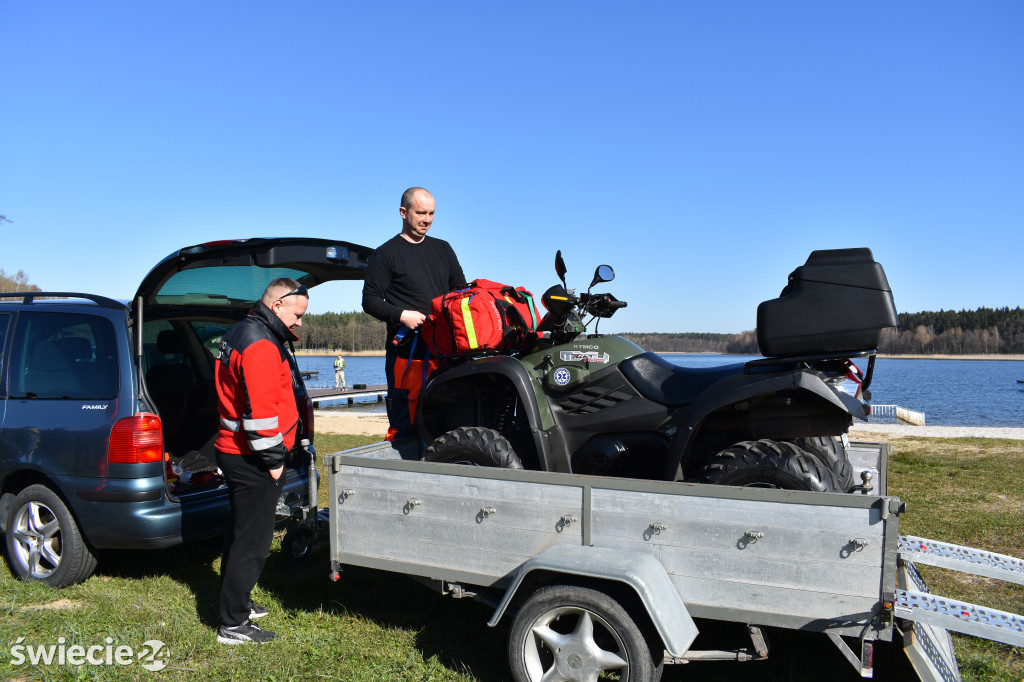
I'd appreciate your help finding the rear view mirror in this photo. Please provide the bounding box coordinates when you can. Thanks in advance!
[555,251,567,288]
[590,265,614,289]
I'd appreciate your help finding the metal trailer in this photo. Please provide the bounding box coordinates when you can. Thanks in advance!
[322,439,1023,682]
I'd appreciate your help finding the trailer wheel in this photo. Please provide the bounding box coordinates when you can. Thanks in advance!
[696,439,840,492]
[423,426,524,469]
[4,484,98,587]
[789,436,855,491]
[508,584,663,682]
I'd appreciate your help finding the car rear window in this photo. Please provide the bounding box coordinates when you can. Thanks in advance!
[154,267,311,306]
[9,312,119,400]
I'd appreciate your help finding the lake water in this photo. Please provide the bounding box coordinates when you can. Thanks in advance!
[296,353,1024,427]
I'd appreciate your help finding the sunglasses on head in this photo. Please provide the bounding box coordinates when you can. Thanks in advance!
[276,284,308,300]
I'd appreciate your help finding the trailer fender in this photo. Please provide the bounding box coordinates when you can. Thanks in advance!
[487,543,698,658]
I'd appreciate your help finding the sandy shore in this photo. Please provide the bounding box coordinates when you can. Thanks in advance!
[315,409,1024,441]
[849,424,1024,441]
[315,410,390,436]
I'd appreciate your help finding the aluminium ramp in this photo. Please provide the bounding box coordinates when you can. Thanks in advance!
[896,535,1024,682]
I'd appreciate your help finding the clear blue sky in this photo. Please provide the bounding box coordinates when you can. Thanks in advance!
[2,2,1021,333]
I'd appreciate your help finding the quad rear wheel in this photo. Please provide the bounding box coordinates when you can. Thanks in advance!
[789,436,854,491]
[696,439,840,492]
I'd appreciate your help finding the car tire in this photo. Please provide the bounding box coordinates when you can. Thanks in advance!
[696,439,840,492]
[508,584,663,682]
[423,426,524,469]
[4,484,98,587]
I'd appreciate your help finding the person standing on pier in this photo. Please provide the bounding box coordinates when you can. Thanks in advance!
[362,187,465,440]
[334,353,346,390]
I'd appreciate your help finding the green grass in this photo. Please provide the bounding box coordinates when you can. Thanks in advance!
[1,433,1021,681]
[885,436,1024,682]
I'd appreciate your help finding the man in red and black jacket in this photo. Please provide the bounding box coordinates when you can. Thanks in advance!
[213,278,308,645]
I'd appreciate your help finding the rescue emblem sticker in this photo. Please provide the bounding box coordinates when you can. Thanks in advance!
[553,367,572,386]
[559,350,610,364]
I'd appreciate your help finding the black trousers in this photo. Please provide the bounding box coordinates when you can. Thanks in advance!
[216,451,285,627]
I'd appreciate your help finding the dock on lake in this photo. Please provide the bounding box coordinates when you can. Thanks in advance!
[308,385,387,407]
[870,404,926,425]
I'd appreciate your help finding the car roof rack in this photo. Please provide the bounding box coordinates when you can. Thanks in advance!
[0,291,128,310]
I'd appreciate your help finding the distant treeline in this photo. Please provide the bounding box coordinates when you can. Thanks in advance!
[6,266,1019,356]
[881,306,1024,355]
[296,311,388,353]
[295,307,1024,356]
[619,332,759,354]
[0,269,41,294]
[624,307,1024,356]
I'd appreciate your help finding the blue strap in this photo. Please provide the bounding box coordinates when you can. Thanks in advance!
[398,331,418,388]
[421,344,431,391]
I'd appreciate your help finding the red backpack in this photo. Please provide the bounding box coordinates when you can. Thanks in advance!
[422,279,540,356]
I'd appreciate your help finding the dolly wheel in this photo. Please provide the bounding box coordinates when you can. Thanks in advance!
[282,526,314,562]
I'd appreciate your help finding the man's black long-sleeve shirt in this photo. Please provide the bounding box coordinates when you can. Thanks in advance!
[362,234,465,338]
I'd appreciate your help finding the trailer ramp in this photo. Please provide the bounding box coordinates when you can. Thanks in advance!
[897,535,1024,682]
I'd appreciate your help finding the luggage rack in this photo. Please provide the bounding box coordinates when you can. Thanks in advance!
[745,350,878,397]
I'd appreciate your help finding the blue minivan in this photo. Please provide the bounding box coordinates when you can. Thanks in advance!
[0,238,371,586]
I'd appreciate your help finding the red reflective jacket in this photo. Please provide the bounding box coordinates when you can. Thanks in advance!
[214,301,301,468]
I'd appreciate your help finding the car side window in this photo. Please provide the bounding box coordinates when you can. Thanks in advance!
[142,320,197,387]
[10,312,119,400]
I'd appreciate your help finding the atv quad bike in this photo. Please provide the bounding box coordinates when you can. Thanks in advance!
[416,248,898,493]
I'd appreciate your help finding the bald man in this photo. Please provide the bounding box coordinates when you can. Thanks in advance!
[362,187,465,439]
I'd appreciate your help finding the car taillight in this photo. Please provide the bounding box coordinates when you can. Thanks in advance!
[108,413,164,464]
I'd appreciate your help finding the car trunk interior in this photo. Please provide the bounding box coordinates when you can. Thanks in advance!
[142,317,230,495]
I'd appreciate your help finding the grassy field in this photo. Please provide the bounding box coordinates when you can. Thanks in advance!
[1,432,1021,681]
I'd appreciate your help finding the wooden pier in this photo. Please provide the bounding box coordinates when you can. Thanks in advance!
[308,385,387,408]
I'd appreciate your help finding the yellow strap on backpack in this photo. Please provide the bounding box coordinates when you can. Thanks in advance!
[460,297,480,349]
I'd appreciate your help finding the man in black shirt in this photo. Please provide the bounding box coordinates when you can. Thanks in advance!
[362,187,465,439]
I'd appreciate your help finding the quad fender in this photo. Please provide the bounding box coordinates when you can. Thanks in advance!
[418,356,570,472]
[663,368,866,480]
[487,543,698,659]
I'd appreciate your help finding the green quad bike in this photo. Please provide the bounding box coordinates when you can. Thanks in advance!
[415,248,898,492]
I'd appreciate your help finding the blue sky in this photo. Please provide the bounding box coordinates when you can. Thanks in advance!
[2,1,1021,333]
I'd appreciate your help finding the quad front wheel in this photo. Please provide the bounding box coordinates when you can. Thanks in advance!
[508,584,663,682]
[4,484,98,587]
[423,426,524,469]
